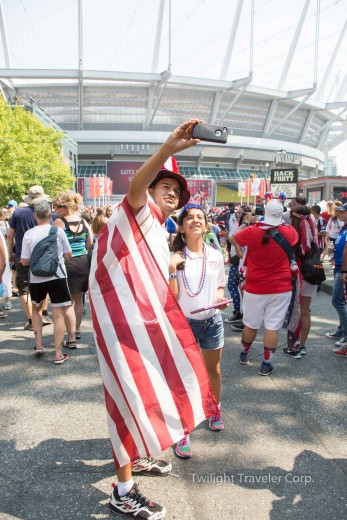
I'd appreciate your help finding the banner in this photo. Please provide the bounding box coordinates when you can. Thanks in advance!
[106,161,144,195]
[77,177,85,198]
[186,180,213,206]
[270,169,298,198]
[238,182,245,197]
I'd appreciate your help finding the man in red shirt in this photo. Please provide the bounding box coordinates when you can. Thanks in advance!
[234,200,298,375]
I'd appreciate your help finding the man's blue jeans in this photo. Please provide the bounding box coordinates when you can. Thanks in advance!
[332,268,347,337]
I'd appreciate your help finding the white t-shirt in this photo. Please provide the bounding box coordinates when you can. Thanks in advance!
[176,244,226,320]
[136,202,169,278]
[21,224,71,283]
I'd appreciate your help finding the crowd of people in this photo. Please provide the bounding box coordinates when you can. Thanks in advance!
[1,120,347,520]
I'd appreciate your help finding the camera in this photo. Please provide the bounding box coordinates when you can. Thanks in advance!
[192,123,229,144]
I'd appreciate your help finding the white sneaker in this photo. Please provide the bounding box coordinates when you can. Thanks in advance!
[4,302,12,310]
[335,337,347,347]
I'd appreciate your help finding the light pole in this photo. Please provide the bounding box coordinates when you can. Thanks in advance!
[98,176,101,207]
[102,174,106,207]
[92,173,96,208]
[265,162,270,191]
[277,150,286,169]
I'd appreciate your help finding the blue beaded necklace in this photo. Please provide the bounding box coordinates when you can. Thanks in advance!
[182,243,207,297]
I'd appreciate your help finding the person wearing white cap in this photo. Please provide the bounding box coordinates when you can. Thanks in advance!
[7,185,52,331]
[233,199,298,376]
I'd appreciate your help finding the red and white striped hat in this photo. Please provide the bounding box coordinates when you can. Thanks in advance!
[149,156,190,209]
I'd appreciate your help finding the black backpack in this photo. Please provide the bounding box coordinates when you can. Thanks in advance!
[302,243,326,285]
[30,226,63,277]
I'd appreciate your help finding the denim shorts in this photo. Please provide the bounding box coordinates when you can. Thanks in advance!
[186,312,224,350]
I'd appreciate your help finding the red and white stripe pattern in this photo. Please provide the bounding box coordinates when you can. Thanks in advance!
[161,156,180,174]
[89,197,217,469]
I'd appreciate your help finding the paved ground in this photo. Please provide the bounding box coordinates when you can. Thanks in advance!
[0,262,346,520]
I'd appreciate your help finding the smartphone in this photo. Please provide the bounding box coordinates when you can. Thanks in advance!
[192,123,229,144]
[190,299,233,315]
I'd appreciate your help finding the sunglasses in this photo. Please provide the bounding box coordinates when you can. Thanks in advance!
[55,205,67,209]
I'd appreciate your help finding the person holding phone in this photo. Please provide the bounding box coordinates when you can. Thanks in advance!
[169,203,227,458]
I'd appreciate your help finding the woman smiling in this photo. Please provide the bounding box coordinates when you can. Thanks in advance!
[169,203,228,459]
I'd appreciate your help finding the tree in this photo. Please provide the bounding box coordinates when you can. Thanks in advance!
[0,97,75,207]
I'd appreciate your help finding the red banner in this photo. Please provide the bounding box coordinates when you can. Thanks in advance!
[186,179,212,206]
[77,177,85,198]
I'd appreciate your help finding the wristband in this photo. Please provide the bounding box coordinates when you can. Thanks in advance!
[169,273,178,279]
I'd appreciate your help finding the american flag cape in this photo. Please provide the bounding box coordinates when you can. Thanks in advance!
[89,197,217,469]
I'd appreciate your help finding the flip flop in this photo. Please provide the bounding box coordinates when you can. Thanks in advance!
[34,346,45,356]
[0,312,8,319]
[54,353,69,365]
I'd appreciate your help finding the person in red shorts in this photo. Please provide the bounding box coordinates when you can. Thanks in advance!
[233,199,298,376]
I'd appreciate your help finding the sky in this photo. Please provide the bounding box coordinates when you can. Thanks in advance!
[1,0,347,172]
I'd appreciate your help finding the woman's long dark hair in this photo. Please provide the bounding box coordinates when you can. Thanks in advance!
[172,204,207,253]
[291,205,312,255]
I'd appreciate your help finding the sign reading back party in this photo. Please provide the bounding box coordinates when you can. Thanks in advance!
[270,168,298,198]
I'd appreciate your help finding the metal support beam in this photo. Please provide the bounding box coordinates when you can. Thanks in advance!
[220,0,244,80]
[266,93,313,137]
[0,0,14,93]
[335,71,347,102]
[210,76,251,124]
[299,109,315,143]
[262,99,278,137]
[145,84,156,129]
[277,0,311,90]
[78,0,84,130]
[316,19,347,101]
[316,107,347,148]
[217,81,251,124]
[151,0,165,73]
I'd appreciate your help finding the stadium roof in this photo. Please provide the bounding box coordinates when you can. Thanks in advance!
[1,0,347,165]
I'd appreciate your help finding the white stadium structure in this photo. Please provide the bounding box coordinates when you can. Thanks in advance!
[1,0,347,204]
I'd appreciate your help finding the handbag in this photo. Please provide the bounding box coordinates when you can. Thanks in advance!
[302,244,326,285]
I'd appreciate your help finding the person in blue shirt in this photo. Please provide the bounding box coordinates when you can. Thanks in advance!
[326,203,347,355]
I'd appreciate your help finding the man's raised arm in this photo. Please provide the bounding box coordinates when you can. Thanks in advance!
[127,119,200,213]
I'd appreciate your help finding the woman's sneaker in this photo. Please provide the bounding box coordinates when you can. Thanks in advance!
[230,322,244,331]
[4,301,12,310]
[208,410,224,431]
[283,347,301,359]
[325,331,341,339]
[109,483,166,519]
[259,362,274,376]
[333,347,347,357]
[175,435,192,458]
[224,311,243,323]
[335,337,347,348]
[239,351,250,364]
[132,456,172,476]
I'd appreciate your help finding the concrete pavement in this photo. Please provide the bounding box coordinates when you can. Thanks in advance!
[0,263,346,520]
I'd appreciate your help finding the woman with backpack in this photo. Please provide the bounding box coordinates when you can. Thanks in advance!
[282,205,319,358]
[20,200,75,364]
[53,192,93,347]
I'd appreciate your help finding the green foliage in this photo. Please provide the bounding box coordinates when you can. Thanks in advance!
[0,97,75,207]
